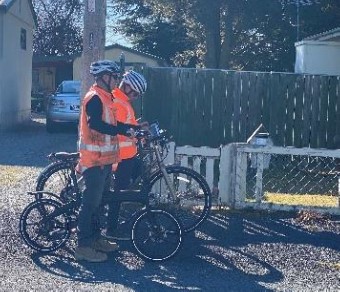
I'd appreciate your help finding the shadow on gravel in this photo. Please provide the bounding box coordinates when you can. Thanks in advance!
[0,116,77,168]
[28,210,340,291]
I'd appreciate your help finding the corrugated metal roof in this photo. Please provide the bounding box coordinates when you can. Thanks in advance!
[304,27,340,42]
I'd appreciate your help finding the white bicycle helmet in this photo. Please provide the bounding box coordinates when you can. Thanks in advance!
[90,60,120,76]
[122,70,147,94]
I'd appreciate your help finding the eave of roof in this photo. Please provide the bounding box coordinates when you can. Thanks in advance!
[304,27,340,41]
[0,0,37,26]
[106,43,165,62]
[33,55,76,63]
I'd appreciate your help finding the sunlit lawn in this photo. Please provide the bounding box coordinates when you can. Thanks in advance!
[263,192,339,208]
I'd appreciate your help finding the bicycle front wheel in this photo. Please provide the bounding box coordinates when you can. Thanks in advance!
[147,166,212,233]
[132,209,182,261]
[36,161,79,202]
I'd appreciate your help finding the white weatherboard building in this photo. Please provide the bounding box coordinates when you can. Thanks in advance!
[0,0,35,130]
[295,27,340,76]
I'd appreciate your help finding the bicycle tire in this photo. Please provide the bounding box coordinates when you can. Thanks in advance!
[147,165,212,233]
[132,209,182,261]
[36,161,79,202]
[19,199,71,252]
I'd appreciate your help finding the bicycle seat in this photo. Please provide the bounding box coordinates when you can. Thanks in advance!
[48,152,80,161]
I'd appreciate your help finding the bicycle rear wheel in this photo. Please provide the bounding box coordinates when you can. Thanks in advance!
[36,161,79,202]
[132,209,182,261]
[19,199,71,252]
[147,166,212,233]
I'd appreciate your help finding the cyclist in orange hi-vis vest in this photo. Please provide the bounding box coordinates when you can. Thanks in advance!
[105,70,148,239]
[75,60,141,263]
[112,70,148,189]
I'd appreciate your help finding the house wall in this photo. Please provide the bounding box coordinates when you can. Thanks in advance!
[0,0,34,129]
[73,47,161,80]
[295,40,340,75]
[0,13,3,57]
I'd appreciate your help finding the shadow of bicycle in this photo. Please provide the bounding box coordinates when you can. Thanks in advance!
[29,210,333,291]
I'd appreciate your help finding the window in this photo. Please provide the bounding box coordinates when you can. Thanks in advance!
[20,28,26,50]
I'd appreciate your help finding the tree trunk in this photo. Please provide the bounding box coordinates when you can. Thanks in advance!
[219,4,235,69]
[81,0,106,99]
[202,2,221,68]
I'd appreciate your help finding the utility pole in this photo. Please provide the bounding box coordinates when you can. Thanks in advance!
[81,0,106,99]
[296,0,300,42]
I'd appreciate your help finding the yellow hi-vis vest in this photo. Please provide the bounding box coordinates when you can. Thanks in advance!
[112,88,138,160]
[77,85,120,173]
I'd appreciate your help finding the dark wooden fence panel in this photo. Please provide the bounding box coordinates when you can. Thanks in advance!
[141,67,340,149]
[283,74,297,146]
[327,77,338,149]
[334,77,340,149]
[293,75,305,147]
[247,73,263,141]
[318,76,329,148]
[221,71,234,143]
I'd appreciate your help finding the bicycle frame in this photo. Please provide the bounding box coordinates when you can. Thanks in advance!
[46,126,178,204]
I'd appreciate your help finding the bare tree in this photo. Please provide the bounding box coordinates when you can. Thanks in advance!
[81,0,106,99]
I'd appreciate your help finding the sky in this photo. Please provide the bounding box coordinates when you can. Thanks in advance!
[106,32,132,47]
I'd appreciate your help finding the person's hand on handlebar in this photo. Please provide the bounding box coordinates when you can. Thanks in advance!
[126,128,137,138]
[139,121,149,130]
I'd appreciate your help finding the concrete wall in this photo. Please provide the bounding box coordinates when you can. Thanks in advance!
[0,0,35,130]
[73,47,161,81]
[295,40,340,75]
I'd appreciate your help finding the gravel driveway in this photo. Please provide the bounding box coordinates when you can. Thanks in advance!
[0,115,339,291]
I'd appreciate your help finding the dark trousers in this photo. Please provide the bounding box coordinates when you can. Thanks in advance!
[107,157,142,234]
[114,157,141,190]
[77,165,112,247]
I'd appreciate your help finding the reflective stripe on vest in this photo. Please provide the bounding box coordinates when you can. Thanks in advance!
[79,143,119,152]
[119,141,134,147]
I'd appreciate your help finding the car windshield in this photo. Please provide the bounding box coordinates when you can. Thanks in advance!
[59,81,80,94]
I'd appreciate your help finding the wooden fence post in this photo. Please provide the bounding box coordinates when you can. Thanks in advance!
[164,141,175,165]
[218,144,237,206]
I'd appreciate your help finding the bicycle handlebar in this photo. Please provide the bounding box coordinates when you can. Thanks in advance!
[134,122,168,142]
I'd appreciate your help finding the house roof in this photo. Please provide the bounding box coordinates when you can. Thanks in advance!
[303,27,340,42]
[106,43,165,63]
[0,0,12,7]
[0,0,37,26]
[33,55,75,65]
[33,43,167,67]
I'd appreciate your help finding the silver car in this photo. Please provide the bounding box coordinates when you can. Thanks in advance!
[46,80,81,133]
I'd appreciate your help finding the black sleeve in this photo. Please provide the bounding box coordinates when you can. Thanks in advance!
[86,95,140,136]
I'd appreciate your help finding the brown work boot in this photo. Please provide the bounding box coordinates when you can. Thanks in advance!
[92,238,119,253]
[74,246,108,262]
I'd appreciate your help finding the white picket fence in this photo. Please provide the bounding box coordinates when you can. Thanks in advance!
[164,142,340,215]
[164,142,234,204]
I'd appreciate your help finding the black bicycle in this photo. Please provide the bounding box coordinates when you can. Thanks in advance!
[19,189,183,261]
[34,123,212,233]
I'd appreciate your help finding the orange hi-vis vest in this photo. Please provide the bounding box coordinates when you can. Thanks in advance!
[112,88,138,159]
[77,85,120,173]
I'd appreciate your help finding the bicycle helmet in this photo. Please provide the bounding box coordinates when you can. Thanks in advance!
[122,70,147,94]
[90,60,120,76]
